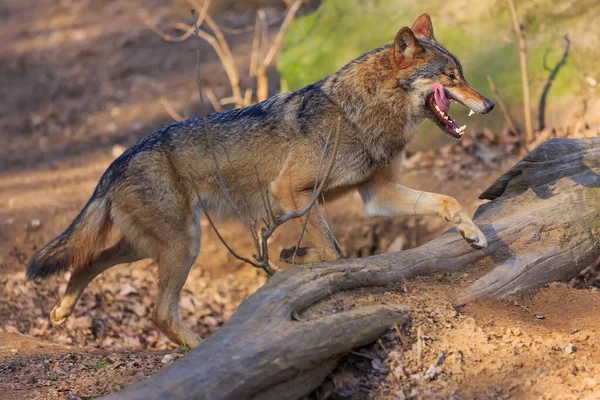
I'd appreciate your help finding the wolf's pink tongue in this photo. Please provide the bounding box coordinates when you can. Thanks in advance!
[432,84,450,114]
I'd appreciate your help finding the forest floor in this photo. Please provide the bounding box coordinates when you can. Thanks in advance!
[1,1,599,399]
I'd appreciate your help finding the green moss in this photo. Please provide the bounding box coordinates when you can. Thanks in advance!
[95,360,109,370]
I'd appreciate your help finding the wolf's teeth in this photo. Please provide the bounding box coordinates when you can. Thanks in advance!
[435,105,441,112]
[468,110,475,117]
[443,115,448,120]
[456,124,467,133]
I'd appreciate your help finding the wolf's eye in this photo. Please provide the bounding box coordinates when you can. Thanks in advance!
[446,73,456,80]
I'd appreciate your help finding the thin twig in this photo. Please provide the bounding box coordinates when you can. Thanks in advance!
[197,187,262,269]
[255,168,275,225]
[138,2,209,43]
[220,16,283,35]
[190,9,252,227]
[160,97,185,122]
[507,0,533,146]
[262,0,303,68]
[263,116,342,240]
[417,325,424,368]
[393,322,408,349]
[486,75,519,135]
[538,35,570,131]
[185,9,269,274]
[203,87,223,112]
[291,123,336,265]
[249,11,263,78]
[219,96,247,106]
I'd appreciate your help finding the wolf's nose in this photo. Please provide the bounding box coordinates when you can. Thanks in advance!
[483,99,495,113]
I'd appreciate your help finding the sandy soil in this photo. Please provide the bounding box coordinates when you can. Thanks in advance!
[1,1,599,399]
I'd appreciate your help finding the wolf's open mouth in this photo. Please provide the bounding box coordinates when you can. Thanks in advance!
[426,84,466,139]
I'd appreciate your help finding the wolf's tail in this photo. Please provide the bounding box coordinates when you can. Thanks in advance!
[27,193,112,280]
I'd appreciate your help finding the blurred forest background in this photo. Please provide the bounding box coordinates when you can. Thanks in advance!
[1,0,600,399]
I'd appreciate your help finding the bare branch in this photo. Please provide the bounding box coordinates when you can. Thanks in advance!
[159,97,185,122]
[255,9,269,102]
[291,212,311,266]
[189,8,270,274]
[262,0,303,68]
[291,121,338,265]
[249,11,263,78]
[203,211,262,269]
[190,10,256,230]
[189,171,262,269]
[220,15,283,35]
[243,88,253,107]
[507,0,533,146]
[138,1,208,43]
[254,168,275,225]
[203,87,223,112]
[219,96,247,106]
[263,115,342,240]
[200,10,242,106]
[538,35,570,131]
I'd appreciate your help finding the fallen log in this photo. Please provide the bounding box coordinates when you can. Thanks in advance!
[107,138,600,400]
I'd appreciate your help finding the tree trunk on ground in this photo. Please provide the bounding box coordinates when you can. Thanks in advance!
[106,138,600,400]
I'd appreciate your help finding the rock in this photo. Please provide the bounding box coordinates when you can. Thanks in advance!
[371,358,389,373]
[30,219,42,230]
[564,343,575,355]
[423,364,442,381]
[119,283,138,296]
[161,354,176,364]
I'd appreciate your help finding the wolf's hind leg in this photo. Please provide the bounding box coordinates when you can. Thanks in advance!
[152,226,201,349]
[50,238,140,326]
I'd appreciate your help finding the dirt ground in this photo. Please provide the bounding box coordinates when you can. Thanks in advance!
[1,1,599,399]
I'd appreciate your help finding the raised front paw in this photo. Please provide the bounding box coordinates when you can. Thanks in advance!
[454,210,487,250]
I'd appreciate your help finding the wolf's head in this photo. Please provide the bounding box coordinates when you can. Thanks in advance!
[391,14,494,138]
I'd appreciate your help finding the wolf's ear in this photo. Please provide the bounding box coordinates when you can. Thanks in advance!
[393,27,423,65]
[411,13,435,40]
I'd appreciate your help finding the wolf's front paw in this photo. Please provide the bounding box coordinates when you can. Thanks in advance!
[454,210,487,250]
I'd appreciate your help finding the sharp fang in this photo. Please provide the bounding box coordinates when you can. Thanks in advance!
[444,115,448,120]
[468,110,475,117]
[456,125,467,133]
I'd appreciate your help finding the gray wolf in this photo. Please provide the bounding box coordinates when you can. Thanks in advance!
[27,13,494,348]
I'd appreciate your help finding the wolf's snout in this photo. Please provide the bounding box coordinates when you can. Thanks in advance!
[482,98,495,114]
